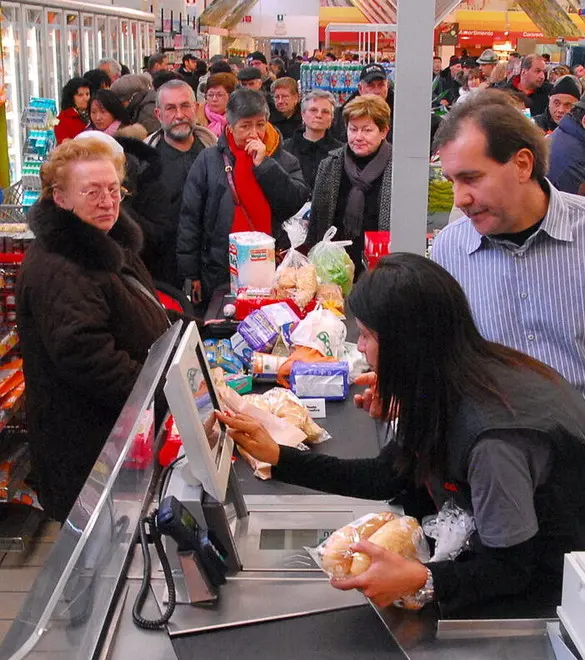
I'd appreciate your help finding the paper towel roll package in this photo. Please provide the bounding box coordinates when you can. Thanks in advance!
[229,232,276,295]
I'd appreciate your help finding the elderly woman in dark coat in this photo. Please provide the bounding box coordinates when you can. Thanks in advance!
[16,138,170,522]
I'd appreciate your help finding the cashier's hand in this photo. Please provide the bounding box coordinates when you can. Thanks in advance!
[245,138,267,167]
[354,372,383,419]
[215,411,280,465]
[331,540,428,609]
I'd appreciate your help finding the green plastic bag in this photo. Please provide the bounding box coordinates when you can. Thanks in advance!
[308,227,355,297]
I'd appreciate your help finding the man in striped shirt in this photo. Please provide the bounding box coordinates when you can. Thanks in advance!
[432,90,585,395]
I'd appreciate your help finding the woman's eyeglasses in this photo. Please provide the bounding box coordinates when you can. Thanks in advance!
[77,186,129,204]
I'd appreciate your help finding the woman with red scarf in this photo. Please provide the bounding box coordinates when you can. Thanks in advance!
[177,88,309,304]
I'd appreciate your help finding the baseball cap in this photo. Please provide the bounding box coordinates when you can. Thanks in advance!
[248,51,267,65]
[477,49,498,65]
[237,67,262,82]
[360,63,387,83]
[449,56,461,67]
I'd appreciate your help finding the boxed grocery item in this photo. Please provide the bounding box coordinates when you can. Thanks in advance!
[290,361,350,401]
[229,232,276,295]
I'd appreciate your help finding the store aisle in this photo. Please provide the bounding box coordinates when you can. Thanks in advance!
[0,520,60,644]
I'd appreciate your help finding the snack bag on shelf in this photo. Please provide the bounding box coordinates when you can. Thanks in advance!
[308,227,355,297]
[314,513,431,610]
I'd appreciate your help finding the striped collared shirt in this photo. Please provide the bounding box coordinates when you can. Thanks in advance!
[431,180,585,395]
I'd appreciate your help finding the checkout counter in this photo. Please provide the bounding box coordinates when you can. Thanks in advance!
[0,319,581,660]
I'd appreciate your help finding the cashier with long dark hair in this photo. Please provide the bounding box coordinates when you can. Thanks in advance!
[218,254,585,613]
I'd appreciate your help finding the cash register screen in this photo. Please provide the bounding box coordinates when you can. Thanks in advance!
[164,321,233,502]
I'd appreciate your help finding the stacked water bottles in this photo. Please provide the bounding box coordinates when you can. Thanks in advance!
[300,62,395,105]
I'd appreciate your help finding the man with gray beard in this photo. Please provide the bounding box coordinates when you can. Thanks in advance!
[145,80,216,284]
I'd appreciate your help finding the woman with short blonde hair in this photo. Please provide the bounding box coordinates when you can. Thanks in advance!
[308,94,393,274]
[17,138,170,522]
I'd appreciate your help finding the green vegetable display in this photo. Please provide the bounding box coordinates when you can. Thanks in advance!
[428,178,454,214]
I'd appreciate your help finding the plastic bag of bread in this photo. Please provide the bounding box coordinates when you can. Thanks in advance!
[262,387,331,444]
[316,283,345,318]
[315,514,431,610]
[316,512,397,578]
[274,225,317,310]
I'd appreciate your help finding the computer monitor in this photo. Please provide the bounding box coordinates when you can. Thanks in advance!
[164,321,233,502]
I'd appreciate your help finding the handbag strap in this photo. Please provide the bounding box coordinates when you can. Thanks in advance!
[122,274,171,327]
[222,151,257,233]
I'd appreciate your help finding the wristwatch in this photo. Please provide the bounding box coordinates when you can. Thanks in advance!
[411,567,435,609]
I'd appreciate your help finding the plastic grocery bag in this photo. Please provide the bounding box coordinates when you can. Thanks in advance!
[308,227,356,297]
[275,221,317,309]
[289,307,347,358]
[423,500,475,562]
[311,513,431,610]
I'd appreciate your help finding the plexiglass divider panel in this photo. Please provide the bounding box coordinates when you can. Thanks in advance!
[0,322,182,660]
[65,12,80,78]
[81,15,95,75]
[108,17,119,63]
[44,8,63,112]
[1,3,24,183]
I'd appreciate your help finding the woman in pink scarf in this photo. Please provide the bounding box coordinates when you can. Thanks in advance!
[197,72,237,138]
[89,89,131,136]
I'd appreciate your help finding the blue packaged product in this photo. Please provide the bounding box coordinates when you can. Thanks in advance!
[289,361,350,401]
[217,339,245,374]
[203,339,219,369]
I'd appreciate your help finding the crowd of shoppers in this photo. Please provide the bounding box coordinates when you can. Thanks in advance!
[34,43,585,586]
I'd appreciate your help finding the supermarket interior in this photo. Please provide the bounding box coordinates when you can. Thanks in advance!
[0,0,585,658]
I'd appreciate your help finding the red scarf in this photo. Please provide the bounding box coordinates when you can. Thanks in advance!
[226,128,274,235]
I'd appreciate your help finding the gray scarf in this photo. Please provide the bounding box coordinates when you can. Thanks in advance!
[343,140,391,239]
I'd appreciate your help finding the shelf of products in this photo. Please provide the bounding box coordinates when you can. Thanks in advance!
[300,61,395,105]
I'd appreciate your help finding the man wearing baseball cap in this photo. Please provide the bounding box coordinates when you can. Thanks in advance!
[548,91,585,193]
[433,56,463,109]
[248,51,272,94]
[331,62,394,142]
[177,53,199,92]
[534,75,582,134]
[476,49,498,78]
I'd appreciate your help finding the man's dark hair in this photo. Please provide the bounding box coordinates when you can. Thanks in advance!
[569,103,585,124]
[433,55,442,61]
[147,52,166,71]
[521,53,543,73]
[83,69,111,95]
[433,89,549,183]
[209,61,233,75]
[182,53,196,66]
[152,70,184,90]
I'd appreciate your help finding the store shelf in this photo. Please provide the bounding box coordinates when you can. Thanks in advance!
[0,253,24,265]
[0,503,44,553]
[0,330,18,361]
[0,444,30,504]
[0,384,25,435]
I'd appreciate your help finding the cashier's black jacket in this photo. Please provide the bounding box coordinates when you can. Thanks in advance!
[272,361,585,614]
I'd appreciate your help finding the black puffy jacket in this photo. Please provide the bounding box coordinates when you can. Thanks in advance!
[17,203,170,521]
[177,130,309,300]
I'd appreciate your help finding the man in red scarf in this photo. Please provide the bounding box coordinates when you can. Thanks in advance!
[177,89,309,304]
